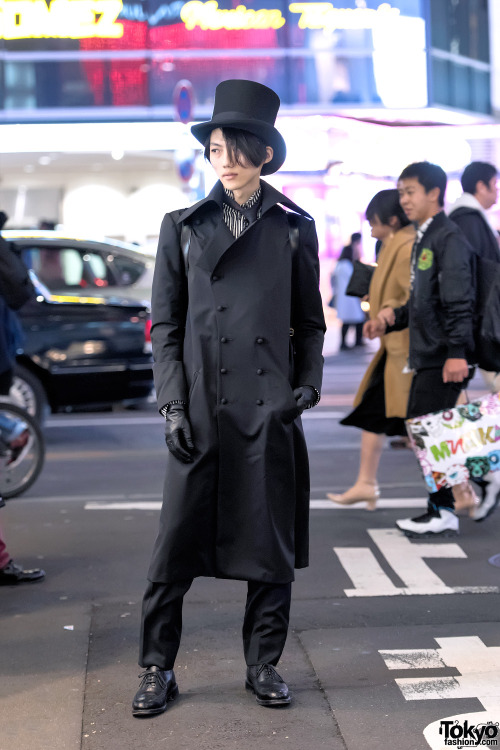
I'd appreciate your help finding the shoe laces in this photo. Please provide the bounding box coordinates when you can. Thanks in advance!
[257,664,281,681]
[138,669,166,688]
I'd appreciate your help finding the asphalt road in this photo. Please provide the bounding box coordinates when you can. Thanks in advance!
[1,344,499,750]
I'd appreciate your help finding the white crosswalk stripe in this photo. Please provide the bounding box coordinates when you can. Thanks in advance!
[80,497,428,511]
[380,637,500,749]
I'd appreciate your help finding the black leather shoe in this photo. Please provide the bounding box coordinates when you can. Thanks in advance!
[132,666,178,717]
[0,560,45,585]
[245,664,291,706]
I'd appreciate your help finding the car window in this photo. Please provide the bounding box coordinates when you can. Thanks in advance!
[21,246,115,290]
[109,254,145,286]
[82,252,110,288]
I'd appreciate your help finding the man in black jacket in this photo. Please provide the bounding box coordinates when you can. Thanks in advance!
[365,162,476,537]
[448,162,499,263]
[448,162,500,522]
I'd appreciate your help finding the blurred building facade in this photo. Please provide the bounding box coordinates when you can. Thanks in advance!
[0,0,498,265]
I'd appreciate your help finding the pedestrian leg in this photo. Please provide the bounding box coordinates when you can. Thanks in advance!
[340,323,349,350]
[355,322,364,346]
[328,429,383,509]
[396,368,466,536]
[242,581,292,666]
[139,579,193,669]
[0,520,10,569]
[243,581,292,707]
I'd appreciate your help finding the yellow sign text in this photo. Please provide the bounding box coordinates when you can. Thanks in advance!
[0,0,124,40]
[181,0,285,31]
[289,2,400,33]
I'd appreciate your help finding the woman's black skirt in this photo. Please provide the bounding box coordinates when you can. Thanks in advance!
[340,353,407,436]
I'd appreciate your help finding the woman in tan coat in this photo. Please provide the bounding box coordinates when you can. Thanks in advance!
[328,189,414,508]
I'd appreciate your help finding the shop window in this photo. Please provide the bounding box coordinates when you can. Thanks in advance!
[430,0,489,63]
[431,57,490,114]
[4,62,36,109]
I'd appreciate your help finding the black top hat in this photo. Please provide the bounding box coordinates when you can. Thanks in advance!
[191,79,286,175]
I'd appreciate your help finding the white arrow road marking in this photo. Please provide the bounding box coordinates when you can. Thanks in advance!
[333,547,403,596]
[334,529,499,596]
[379,637,500,749]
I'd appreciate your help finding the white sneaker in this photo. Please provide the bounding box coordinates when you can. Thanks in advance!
[472,477,500,522]
[396,507,459,537]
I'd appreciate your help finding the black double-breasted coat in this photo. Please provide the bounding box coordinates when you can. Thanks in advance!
[147,180,326,585]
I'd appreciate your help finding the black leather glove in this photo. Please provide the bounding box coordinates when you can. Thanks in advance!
[293,386,316,414]
[164,404,195,463]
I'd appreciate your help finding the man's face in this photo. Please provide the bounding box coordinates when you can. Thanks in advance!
[397,177,439,225]
[476,175,498,210]
[209,128,271,197]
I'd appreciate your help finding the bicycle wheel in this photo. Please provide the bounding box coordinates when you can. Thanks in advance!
[0,401,45,499]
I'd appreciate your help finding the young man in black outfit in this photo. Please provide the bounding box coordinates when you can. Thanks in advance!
[365,161,476,537]
[131,80,325,716]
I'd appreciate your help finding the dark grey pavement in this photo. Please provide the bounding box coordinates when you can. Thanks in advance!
[1,341,499,750]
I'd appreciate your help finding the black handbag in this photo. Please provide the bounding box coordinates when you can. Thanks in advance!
[345,260,376,298]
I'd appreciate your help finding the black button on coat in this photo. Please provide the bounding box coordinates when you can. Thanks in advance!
[148,180,326,584]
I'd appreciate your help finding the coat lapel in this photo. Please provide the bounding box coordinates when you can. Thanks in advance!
[259,181,312,219]
[196,218,236,275]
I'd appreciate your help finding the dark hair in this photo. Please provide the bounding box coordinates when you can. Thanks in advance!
[365,189,411,228]
[339,244,354,261]
[350,232,362,244]
[204,127,268,169]
[461,161,497,195]
[398,161,447,207]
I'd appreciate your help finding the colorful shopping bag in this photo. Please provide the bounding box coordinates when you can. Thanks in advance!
[405,392,500,494]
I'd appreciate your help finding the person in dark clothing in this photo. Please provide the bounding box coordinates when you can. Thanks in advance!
[131,80,325,717]
[448,161,499,263]
[330,233,366,349]
[0,213,45,585]
[448,162,500,521]
[365,162,476,537]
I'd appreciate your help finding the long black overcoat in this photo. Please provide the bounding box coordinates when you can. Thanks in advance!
[147,180,326,585]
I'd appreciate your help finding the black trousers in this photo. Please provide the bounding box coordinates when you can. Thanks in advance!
[139,579,292,670]
[407,367,472,511]
[341,322,363,347]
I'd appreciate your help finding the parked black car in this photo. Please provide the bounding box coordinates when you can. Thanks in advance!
[12,274,154,421]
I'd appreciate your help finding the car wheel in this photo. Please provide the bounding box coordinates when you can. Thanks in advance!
[10,364,50,424]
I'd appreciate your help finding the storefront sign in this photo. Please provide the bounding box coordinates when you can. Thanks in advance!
[0,1,404,39]
[180,1,399,32]
[180,0,285,31]
[289,2,400,32]
[0,0,124,39]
